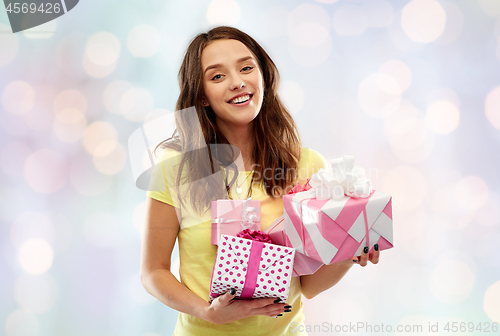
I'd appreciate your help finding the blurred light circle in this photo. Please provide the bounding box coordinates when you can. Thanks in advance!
[485,86,500,129]
[363,0,394,28]
[430,259,475,304]
[103,81,134,115]
[11,212,55,249]
[455,176,489,211]
[435,1,464,44]
[0,141,31,177]
[70,155,114,196]
[475,192,500,227]
[477,0,500,17]
[93,141,127,175]
[332,4,367,36]
[14,273,58,314]
[358,73,402,118]
[383,166,426,211]
[83,121,118,155]
[207,0,241,25]
[18,238,53,274]
[1,81,35,115]
[279,81,305,115]
[82,53,116,78]
[144,108,171,124]
[288,3,330,32]
[425,101,460,134]
[5,310,39,336]
[84,212,119,247]
[427,87,460,107]
[290,22,329,48]
[395,266,433,311]
[260,6,289,37]
[22,20,56,39]
[484,281,500,322]
[133,201,146,234]
[127,24,161,58]
[85,32,121,66]
[24,149,68,194]
[0,23,19,67]
[379,60,412,92]
[119,87,155,122]
[401,0,446,43]
[53,89,88,114]
[53,108,87,143]
[288,31,332,67]
[128,273,156,305]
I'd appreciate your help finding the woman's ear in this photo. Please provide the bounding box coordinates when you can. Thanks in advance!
[202,98,209,106]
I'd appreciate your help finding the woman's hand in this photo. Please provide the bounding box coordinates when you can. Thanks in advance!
[205,290,291,325]
[352,244,380,267]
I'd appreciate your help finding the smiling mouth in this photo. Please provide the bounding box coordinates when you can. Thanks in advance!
[228,94,252,104]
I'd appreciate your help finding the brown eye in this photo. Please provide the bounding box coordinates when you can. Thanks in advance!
[211,74,223,80]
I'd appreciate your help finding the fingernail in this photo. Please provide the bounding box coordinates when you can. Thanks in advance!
[364,246,368,254]
[230,288,236,295]
[352,259,358,262]
[274,298,281,303]
[284,309,292,313]
[374,244,379,251]
[277,314,283,317]
[284,305,292,309]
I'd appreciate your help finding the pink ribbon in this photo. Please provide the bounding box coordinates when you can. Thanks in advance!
[240,241,264,298]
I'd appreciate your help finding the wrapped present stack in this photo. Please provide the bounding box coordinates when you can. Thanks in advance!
[209,233,295,303]
[282,155,393,265]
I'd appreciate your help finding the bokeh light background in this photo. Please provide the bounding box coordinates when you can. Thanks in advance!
[1,0,500,335]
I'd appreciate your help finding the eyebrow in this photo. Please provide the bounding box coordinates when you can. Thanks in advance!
[204,56,255,74]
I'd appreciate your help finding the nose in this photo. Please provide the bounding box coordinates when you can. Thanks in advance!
[230,73,245,90]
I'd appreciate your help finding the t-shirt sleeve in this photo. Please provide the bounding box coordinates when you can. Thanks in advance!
[146,148,180,207]
[297,148,329,184]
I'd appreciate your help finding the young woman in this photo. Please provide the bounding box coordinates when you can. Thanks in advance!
[141,26,380,335]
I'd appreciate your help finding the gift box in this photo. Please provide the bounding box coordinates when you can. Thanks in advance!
[264,215,324,277]
[211,199,261,245]
[209,234,295,303]
[283,155,393,264]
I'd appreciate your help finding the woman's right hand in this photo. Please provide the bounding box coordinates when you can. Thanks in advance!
[205,290,291,325]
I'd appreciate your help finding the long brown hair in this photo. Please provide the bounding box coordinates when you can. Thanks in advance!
[156,26,301,215]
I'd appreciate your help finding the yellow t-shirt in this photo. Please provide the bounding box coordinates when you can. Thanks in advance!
[147,147,328,335]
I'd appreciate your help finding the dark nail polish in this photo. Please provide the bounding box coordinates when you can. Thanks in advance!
[352,259,358,262]
[374,244,379,251]
[277,314,283,317]
[230,288,236,295]
[274,298,281,303]
[364,246,368,254]
[284,309,292,313]
[284,305,292,309]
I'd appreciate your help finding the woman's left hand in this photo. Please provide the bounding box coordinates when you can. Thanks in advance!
[352,244,380,267]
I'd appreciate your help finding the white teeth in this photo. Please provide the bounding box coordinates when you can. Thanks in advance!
[230,95,250,104]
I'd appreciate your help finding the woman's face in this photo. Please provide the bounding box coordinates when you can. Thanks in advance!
[201,39,264,130]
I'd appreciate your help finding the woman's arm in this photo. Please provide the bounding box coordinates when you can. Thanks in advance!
[140,197,211,319]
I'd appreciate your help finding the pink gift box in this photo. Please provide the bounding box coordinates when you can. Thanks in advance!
[264,215,324,277]
[283,190,393,264]
[211,199,261,245]
[209,235,295,303]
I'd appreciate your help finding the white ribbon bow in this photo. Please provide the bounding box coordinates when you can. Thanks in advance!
[308,155,372,200]
[240,197,260,230]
